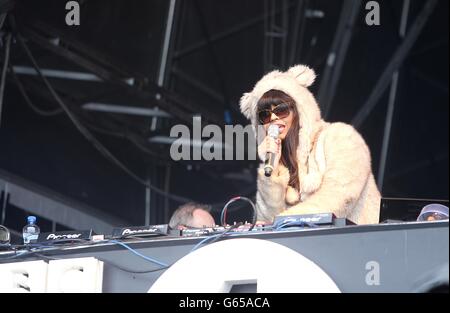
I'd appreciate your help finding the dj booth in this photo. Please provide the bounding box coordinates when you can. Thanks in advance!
[0,220,448,292]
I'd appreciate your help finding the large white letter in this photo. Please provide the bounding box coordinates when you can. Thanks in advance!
[365,1,380,26]
[225,125,256,160]
[170,125,191,161]
[192,116,202,160]
[202,125,223,161]
[365,261,380,286]
[65,1,80,26]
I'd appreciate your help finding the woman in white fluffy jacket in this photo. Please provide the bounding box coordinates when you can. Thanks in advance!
[240,65,381,225]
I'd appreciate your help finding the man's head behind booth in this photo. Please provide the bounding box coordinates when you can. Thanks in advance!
[169,202,216,230]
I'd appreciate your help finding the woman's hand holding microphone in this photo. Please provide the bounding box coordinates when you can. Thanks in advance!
[258,132,282,176]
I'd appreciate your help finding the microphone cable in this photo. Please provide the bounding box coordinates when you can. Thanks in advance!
[220,196,257,229]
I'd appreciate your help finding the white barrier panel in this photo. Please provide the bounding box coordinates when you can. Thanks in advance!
[47,257,104,293]
[0,260,48,293]
[0,257,103,293]
[149,238,341,293]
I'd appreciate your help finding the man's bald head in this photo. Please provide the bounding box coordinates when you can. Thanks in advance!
[169,202,216,229]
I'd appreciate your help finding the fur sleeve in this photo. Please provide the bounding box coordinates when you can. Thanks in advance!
[255,164,290,222]
[284,123,372,218]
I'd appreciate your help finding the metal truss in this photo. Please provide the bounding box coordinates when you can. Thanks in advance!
[0,169,127,234]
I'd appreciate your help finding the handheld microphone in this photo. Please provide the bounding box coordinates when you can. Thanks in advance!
[264,124,280,177]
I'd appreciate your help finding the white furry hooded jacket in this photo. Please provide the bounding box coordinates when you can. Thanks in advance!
[240,65,381,225]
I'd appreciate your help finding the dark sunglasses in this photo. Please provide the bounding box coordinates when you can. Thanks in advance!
[257,102,292,124]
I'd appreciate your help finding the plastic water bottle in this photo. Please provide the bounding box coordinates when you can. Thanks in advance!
[22,216,40,244]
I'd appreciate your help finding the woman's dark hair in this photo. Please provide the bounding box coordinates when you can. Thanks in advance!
[257,90,300,191]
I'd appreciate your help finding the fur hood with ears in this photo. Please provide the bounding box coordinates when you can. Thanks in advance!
[239,65,381,225]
